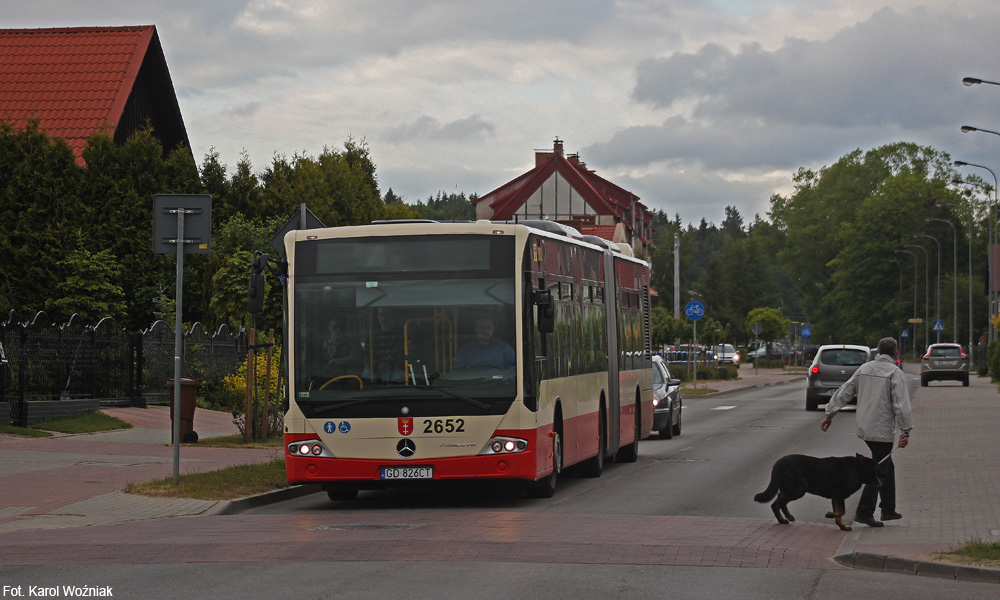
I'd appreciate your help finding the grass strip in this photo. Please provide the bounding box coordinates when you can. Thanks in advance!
[931,538,1000,568]
[33,410,132,434]
[0,423,53,437]
[124,458,288,500]
[190,433,283,449]
[678,387,719,396]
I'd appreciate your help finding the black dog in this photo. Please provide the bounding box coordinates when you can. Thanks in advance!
[754,453,880,531]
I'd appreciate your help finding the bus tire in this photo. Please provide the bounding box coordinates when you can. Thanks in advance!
[528,430,562,498]
[615,401,641,463]
[579,408,606,478]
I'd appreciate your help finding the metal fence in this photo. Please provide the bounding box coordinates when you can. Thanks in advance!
[1,311,248,426]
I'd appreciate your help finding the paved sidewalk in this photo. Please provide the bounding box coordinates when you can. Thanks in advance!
[681,365,806,395]
[1,366,998,583]
[0,405,280,532]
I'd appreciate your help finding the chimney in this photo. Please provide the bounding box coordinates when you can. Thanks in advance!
[553,137,564,156]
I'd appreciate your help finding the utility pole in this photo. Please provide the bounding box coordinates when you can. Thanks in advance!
[673,233,680,319]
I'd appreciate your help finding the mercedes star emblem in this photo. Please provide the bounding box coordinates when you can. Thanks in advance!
[396,438,416,458]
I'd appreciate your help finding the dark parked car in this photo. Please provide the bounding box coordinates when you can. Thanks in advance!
[651,355,682,439]
[920,343,969,386]
[806,344,870,411]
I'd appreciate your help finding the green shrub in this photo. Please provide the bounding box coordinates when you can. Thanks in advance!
[989,341,1000,382]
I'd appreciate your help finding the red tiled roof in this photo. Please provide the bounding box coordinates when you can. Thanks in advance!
[0,25,156,163]
[580,224,618,241]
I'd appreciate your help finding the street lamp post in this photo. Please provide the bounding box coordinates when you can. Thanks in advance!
[954,160,998,346]
[927,218,959,344]
[963,77,1000,87]
[903,244,930,351]
[914,234,942,343]
[880,258,905,352]
[942,192,977,363]
[896,248,920,356]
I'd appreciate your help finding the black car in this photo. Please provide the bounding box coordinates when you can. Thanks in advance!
[651,355,682,439]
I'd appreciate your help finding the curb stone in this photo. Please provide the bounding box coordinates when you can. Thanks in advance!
[211,483,322,515]
[837,552,1000,584]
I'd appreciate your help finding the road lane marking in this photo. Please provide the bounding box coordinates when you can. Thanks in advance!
[712,406,737,410]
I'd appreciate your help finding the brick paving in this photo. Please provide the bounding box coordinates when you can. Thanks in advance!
[1,367,999,582]
[0,406,274,532]
[0,511,845,569]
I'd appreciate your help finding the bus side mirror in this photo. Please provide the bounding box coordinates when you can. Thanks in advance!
[248,272,265,313]
[247,252,270,313]
[534,290,554,334]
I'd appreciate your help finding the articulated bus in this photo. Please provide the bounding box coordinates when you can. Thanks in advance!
[254,219,653,500]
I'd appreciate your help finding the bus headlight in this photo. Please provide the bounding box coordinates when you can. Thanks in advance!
[481,436,528,455]
[287,439,334,458]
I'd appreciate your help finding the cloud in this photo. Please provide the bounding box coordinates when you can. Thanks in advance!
[381,114,496,143]
[590,6,1000,175]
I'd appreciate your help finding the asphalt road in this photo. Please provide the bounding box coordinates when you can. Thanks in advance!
[5,376,999,599]
[254,378,865,521]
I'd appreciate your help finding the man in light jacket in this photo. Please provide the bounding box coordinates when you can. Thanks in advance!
[820,336,913,528]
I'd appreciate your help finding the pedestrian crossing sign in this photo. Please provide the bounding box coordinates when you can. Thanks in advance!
[932,320,944,332]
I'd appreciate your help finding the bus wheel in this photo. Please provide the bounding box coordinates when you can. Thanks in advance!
[326,489,359,502]
[528,431,562,498]
[616,404,640,463]
[579,409,606,478]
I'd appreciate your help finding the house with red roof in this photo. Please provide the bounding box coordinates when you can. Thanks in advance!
[0,25,189,165]
[473,139,654,258]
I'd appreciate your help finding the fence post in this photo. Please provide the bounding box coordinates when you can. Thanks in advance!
[244,328,255,443]
[261,329,274,441]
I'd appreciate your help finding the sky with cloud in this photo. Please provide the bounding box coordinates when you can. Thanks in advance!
[6,1,1000,225]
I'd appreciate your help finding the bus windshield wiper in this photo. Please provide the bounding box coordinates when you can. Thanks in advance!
[310,398,371,415]
[407,385,491,410]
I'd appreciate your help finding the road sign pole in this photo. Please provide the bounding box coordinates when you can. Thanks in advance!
[172,210,184,486]
[692,320,697,390]
[153,194,212,487]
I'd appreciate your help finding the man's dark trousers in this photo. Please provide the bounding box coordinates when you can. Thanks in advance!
[856,440,894,517]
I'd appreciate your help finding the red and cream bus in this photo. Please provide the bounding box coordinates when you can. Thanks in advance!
[254,219,653,500]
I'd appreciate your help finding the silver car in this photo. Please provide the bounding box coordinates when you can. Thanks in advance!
[920,343,969,387]
[805,344,870,411]
[712,343,740,367]
[651,355,682,439]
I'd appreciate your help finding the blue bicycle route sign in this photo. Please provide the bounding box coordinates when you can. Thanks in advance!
[685,300,705,321]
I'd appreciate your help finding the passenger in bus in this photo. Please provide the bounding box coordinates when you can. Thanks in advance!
[453,315,515,371]
[366,308,405,382]
[322,316,363,378]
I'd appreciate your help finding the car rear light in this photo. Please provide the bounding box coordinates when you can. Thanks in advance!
[923,352,931,360]
[961,351,968,359]
[810,365,819,375]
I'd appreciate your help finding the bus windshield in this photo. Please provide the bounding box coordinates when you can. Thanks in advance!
[292,235,517,416]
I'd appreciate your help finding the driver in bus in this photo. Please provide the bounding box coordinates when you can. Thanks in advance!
[322,316,362,378]
[453,314,515,371]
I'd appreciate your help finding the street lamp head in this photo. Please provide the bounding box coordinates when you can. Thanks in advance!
[961,125,978,133]
[954,160,968,166]
[963,77,982,86]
